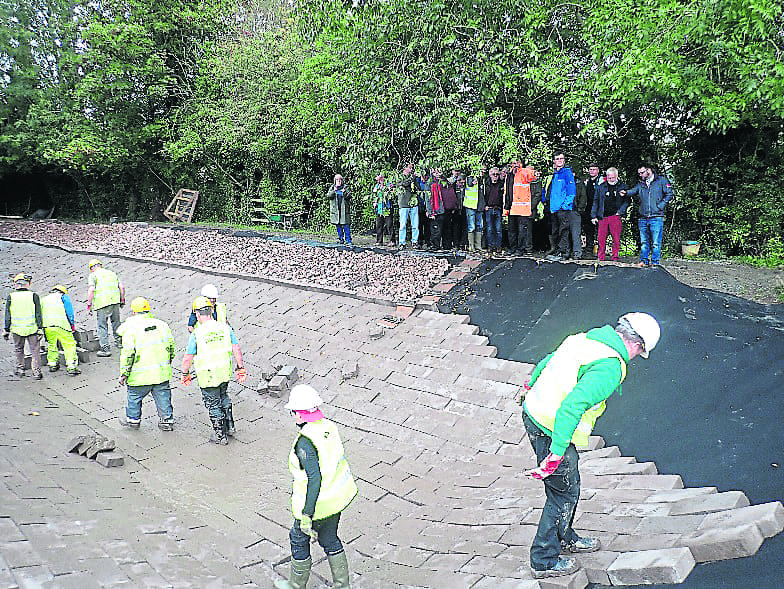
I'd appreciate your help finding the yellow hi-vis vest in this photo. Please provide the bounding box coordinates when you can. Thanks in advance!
[9,290,37,336]
[524,333,627,448]
[289,418,358,520]
[91,268,121,310]
[41,293,71,331]
[192,302,228,331]
[120,314,175,386]
[193,320,233,387]
[463,183,479,209]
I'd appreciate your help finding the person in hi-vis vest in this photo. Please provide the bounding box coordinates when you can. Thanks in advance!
[181,296,246,445]
[41,284,80,375]
[275,385,357,589]
[86,258,125,356]
[4,273,44,379]
[521,313,661,579]
[187,284,228,333]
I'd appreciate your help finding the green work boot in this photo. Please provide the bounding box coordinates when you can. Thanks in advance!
[327,550,350,588]
[273,556,311,589]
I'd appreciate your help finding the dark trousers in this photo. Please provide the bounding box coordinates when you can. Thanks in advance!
[200,381,231,421]
[374,214,394,245]
[418,203,430,246]
[568,210,583,258]
[523,411,580,571]
[442,209,461,249]
[582,213,596,254]
[508,216,533,253]
[290,512,344,560]
[554,210,572,255]
[429,214,444,249]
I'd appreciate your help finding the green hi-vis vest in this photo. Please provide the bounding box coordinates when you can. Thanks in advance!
[120,315,175,386]
[215,302,227,324]
[41,293,71,331]
[524,333,627,448]
[289,418,358,520]
[193,320,233,387]
[91,268,121,309]
[463,183,479,209]
[9,290,37,336]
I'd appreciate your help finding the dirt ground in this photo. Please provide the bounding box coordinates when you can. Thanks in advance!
[661,257,784,306]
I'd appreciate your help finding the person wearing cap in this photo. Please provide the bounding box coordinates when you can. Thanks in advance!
[4,273,44,379]
[520,312,661,579]
[187,284,228,333]
[116,297,176,430]
[86,259,125,356]
[276,384,358,589]
[180,296,246,444]
[41,284,80,376]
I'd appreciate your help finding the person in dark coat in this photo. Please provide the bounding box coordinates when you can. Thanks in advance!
[327,175,352,245]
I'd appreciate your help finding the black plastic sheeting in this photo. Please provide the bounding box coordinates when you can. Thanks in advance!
[439,259,784,589]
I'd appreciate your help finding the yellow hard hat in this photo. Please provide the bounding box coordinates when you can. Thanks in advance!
[88,258,102,269]
[13,273,29,283]
[52,284,68,294]
[130,297,151,313]
[192,296,213,311]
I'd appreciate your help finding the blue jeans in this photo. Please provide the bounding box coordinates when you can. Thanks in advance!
[398,207,419,245]
[96,304,121,349]
[201,381,231,421]
[290,512,343,560]
[336,224,352,244]
[466,209,483,233]
[126,381,173,420]
[638,217,664,264]
[523,411,580,571]
[484,209,502,249]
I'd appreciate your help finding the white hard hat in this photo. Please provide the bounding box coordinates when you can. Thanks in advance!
[200,284,219,299]
[619,312,660,358]
[285,384,324,411]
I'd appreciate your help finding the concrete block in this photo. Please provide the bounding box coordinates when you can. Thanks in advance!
[581,457,657,476]
[77,437,96,456]
[698,502,784,538]
[278,365,298,383]
[635,514,706,535]
[86,437,116,459]
[268,375,289,394]
[80,339,101,352]
[579,446,622,461]
[575,435,605,452]
[607,547,695,585]
[669,490,749,515]
[257,382,269,395]
[76,348,91,363]
[616,474,683,490]
[66,436,88,453]
[645,487,717,503]
[96,452,124,468]
[261,365,278,380]
[368,325,385,340]
[682,523,764,562]
[341,361,359,381]
[74,329,96,343]
[576,550,620,585]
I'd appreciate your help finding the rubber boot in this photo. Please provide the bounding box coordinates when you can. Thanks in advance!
[466,231,475,252]
[274,556,312,589]
[474,231,483,252]
[225,404,236,436]
[327,551,350,588]
[209,416,228,445]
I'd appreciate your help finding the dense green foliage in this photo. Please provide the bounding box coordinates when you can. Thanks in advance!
[2,0,783,257]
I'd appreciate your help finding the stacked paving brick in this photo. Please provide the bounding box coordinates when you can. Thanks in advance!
[1,239,781,588]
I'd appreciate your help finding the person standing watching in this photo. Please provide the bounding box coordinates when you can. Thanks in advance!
[4,273,43,379]
[41,284,80,375]
[504,163,542,255]
[591,167,630,262]
[372,174,395,246]
[117,297,176,431]
[327,175,352,246]
[483,167,505,255]
[623,164,673,267]
[275,384,358,589]
[543,153,577,261]
[582,164,604,258]
[396,163,419,249]
[181,297,246,445]
[86,258,125,356]
[521,312,660,578]
[463,170,486,254]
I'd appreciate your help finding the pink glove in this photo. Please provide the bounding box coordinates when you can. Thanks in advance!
[525,453,563,480]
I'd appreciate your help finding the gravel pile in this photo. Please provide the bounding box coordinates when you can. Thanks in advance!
[1,221,449,301]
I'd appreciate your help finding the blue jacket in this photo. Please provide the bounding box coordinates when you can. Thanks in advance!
[543,167,577,213]
[626,174,673,218]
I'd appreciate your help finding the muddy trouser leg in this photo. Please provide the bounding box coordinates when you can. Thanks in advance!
[523,412,580,570]
[27,333,41,373]
[13,334,26,370]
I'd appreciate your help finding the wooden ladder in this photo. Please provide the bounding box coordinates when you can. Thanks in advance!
[163,189,199,222]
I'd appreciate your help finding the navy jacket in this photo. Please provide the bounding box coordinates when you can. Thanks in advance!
[626,175,673,218]
[591,182,630,219]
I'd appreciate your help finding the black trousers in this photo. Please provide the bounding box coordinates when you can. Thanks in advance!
[375,214,394,244]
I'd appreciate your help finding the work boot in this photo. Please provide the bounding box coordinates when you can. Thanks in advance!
[158,417,174,431]
[327,550,351,588]
[274,556,312,589]
[119,414,141,429]
[49,363,60,372]
[467,231,475,252]
[209,417,228,445]
[225,405,236,436]
[96,347,112,357]
[66,367,81,376]
[32,369,43,380]
[531,556,580,579]
[562,536,601,553]
[14,367,26,377]
[474,232,483,252]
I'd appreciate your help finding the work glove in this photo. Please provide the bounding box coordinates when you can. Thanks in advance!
[236,368,247,383]
[525,453,564,480]
[3,331,9,341]
[118,374,128,386]
[181,373,192,386]
[70,324,76,332]
[299,515,318,542]
[516,379,532,406]
[120,299,125,308]
[87,305,93,314]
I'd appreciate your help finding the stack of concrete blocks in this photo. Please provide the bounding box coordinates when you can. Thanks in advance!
[67,434,124,467]
[73,328,99,362]
[257,364,299,398]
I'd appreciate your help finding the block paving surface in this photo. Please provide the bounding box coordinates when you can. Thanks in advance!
[1,239,782,588]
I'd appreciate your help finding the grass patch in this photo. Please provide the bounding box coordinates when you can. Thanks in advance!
[731,255,784,268]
